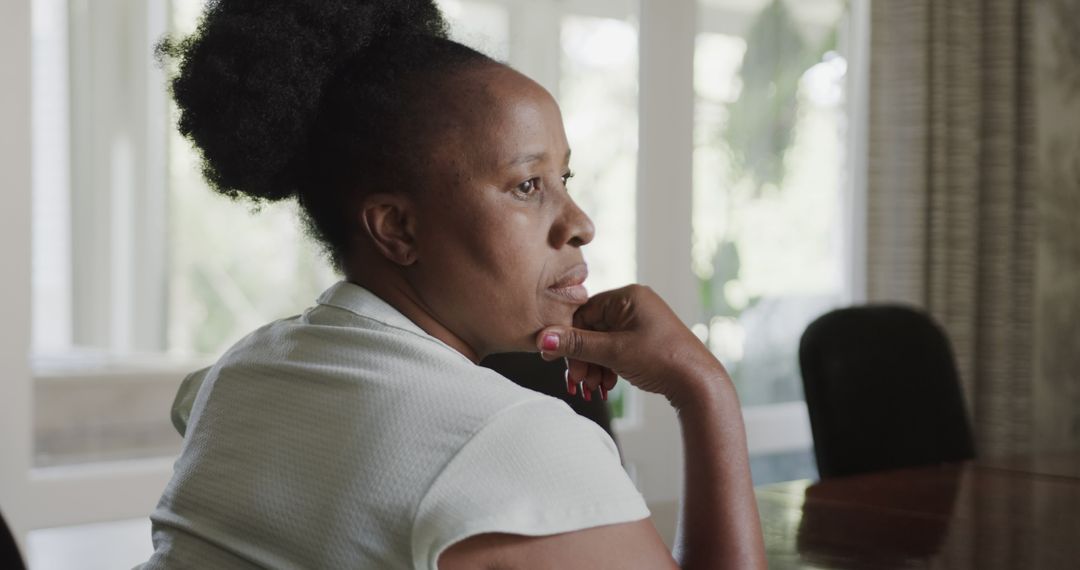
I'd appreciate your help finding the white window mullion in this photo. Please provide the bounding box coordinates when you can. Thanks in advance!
[31,0,73,354]
[69,0,169,354]
[637,0,697,322]
[621,0,697,506]
[131,0,170,352]
[506,0,562,96]
[842,0,870,304]
[561,0,635,20]
[68,0,115,351]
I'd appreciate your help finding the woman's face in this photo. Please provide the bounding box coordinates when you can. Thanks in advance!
[407,65,595,357]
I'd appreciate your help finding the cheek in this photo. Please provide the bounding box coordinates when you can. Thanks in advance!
[421,195,571,335]
[461,209,559,313]
[474,210,546,284]
[490,212,577,327]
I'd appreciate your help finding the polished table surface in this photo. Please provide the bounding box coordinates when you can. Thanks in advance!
[756,452,1080,569]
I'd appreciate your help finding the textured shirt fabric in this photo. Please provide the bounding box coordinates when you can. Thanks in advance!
[140,281,649,569]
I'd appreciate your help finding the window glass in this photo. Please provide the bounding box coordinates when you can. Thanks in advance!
[559,13,639,423]
[438,0,509,60]
[559,15,638,297]
[694,0,848,481]
[694,0,847,406]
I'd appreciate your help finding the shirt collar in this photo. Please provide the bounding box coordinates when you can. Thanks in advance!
[316,281,447,347]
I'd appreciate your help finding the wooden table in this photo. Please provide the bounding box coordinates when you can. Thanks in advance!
[756,452,1080,569]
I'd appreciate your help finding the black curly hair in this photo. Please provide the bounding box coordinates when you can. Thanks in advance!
[157,0,499,270]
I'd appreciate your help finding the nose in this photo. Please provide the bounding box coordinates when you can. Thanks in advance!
[551,192,595,248]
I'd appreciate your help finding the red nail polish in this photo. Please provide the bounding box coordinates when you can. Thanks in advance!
[582,386,592,402]
[600,385,608,401]
[541,333,559,351]
[567,376,577,396]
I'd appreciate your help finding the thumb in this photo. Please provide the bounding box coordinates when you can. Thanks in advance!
[536,326,617,368]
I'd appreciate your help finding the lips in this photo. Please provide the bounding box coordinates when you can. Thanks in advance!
[548,263,589,304]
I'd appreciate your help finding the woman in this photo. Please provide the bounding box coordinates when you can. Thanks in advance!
[144,0,765,568]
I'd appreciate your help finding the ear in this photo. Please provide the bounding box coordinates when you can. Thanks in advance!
[359,193,419,266]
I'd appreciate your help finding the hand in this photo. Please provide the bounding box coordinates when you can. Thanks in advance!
[535,285,729,409]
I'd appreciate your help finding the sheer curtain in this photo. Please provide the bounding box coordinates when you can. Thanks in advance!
[866,0,1035,457]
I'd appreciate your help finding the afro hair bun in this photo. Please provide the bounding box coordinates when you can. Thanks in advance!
[157,0,450,203]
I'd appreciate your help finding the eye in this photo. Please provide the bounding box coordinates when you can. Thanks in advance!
[514,177,541,198]
[561,170,575,186]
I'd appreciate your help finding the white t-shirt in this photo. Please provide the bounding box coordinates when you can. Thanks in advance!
[140,281,649,569]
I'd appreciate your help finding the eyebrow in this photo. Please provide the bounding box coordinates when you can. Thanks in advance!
[507,148,572,167]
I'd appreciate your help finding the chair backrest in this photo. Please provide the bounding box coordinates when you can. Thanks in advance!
[1,508,26,570]
[798,305,975,478]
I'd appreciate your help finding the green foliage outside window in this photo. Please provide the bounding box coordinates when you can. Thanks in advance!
[697,0,843,399]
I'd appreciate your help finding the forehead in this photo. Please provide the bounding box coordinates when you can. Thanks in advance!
[436,66,570,173]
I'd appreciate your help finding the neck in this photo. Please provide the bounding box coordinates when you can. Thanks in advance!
[346,270,483,364]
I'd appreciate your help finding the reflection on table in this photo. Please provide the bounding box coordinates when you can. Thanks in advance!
[757,453,1080,569]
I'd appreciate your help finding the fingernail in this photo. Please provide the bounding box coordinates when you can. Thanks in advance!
[582,386,592,402]
[600,385,608,401]
[566,375,577,396]
[541,333,559,351]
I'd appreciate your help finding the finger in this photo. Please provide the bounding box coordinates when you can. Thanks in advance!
[574,285,642,332]
[571,290,623,331]
[567,358,588,396]
[600,367,617,401]
[600,367,617,391]
[581,362,604,402]
[536,327,621,369]
[539,349,562,361]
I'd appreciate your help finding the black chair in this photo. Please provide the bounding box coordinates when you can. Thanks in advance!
[798,305,975,479]
[1,508,26,570]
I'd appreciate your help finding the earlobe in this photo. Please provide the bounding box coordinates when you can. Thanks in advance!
[360,194,418,266]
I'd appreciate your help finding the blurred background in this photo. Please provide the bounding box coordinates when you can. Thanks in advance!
[2,0,1078,568]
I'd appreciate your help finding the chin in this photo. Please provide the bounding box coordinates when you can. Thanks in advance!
[544,306,576,329]
[501,313,572,354]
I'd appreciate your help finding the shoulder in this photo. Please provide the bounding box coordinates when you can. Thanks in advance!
[411,398,649,570]
[438,518,677,570]
[428,396,624,483]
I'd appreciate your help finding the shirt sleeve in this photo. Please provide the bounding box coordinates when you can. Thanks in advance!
[410,397,651,570]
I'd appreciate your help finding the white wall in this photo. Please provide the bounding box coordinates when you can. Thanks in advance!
[0,0,35,556]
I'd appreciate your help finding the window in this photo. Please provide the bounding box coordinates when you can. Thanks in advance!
[560,15,638,294]
[21,0,867,530]
[693,0,852,483]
